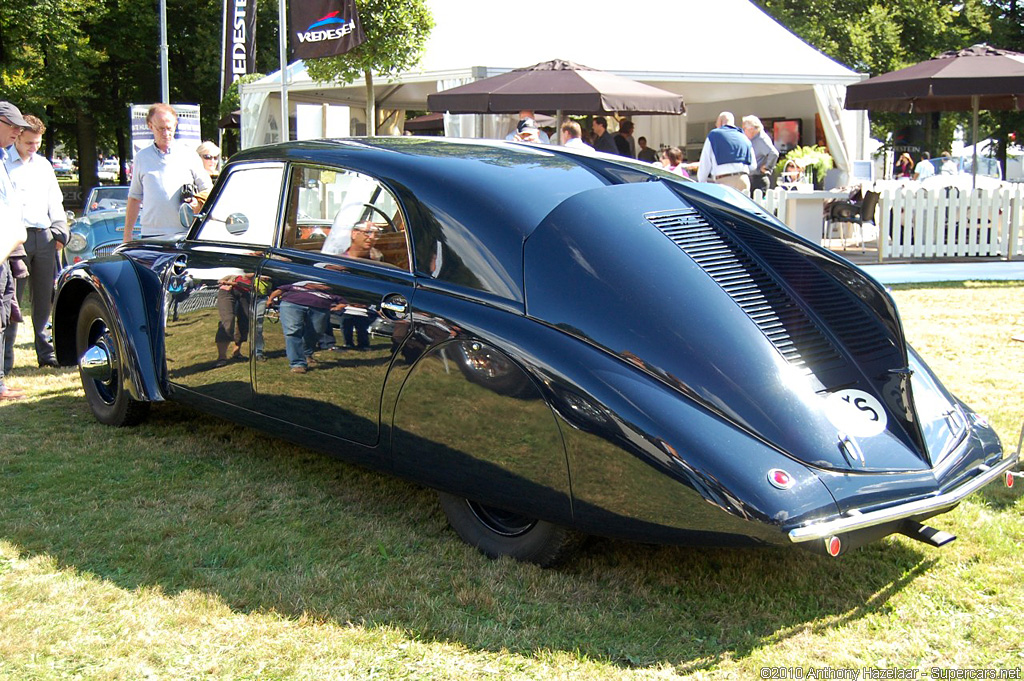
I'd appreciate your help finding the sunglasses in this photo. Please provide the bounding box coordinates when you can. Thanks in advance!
[201,154,219,161]
[352,226,381,235]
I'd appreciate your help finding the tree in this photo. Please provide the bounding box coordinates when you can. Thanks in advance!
[754,0,992,155]
[0,0,105,156]
[304,0,433,135]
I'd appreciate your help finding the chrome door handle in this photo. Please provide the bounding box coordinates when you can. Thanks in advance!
[381,294,408,318]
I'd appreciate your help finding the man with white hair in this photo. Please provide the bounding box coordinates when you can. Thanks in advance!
[696,111,756,193]
[742,115,780,195]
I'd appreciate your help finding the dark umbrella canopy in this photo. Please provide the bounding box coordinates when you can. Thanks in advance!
[845,44,1024,113]
[427,59,686,115]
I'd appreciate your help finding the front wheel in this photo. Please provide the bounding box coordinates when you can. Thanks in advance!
[438,492,581,567]
[76,292,150,426]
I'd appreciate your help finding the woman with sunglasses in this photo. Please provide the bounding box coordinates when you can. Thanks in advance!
[196,141,221,180]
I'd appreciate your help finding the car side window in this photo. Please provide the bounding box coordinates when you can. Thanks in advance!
[283,165,411,271]
[194,164,283,246]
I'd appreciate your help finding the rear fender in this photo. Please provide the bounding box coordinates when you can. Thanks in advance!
[53,258,166,403]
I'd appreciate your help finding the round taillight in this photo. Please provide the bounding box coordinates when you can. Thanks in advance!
[1006,471,1015,488]
[826,536,842,557]
[767,468,794,490]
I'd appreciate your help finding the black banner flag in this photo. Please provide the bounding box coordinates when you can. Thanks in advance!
[290,0,366,60]
[222,0,259,97]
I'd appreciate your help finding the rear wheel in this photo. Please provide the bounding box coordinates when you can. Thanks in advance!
[76,293,150,426]
[438,492,581,567]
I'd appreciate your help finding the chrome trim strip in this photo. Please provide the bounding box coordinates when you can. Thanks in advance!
[788,453,1018,543]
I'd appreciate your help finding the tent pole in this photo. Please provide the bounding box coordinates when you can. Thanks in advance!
[972,95,979,190]
[556,109,563,145]
[278,0,289,143]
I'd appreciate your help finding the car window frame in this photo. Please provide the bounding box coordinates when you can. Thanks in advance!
[278,161,415,274]
[188,161,288,248]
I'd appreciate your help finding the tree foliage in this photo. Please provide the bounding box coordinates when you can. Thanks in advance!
[305,0,433,134]
[754,0,1024,169]
[304,0,433,85]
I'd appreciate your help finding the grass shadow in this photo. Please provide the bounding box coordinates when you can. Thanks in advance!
[1,392,937,672]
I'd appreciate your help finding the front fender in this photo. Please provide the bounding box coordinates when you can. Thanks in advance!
[53,257,166,403]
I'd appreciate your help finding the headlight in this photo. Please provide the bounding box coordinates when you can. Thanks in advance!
[67,233,88,252]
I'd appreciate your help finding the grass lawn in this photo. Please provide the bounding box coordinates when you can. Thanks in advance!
[1,282,1022,680]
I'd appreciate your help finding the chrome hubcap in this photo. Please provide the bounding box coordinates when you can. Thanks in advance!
[80,337,114,383]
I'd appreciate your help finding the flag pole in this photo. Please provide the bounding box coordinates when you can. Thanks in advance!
[278,0,289,142]
[218,0,228,150]
[159,0,170,103]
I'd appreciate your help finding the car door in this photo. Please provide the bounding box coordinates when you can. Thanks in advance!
[253,163,415,447]
[163,162,285,409]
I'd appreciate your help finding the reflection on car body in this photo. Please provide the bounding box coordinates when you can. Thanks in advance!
[51,137,1018,567]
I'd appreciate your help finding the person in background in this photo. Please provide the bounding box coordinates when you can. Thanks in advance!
[196,140,221,180]
[913,151,935,181]
[895,152,914,179]
[614,119,636,158]
[590,116,618,154]
[124,103,211,242]
[660,147,689,177]
[939,151,958,175]
[741,115,779,195]
[697,111,756,193]
[636,136,658,163]
[505,110,550,144]
[510,117,542,143]
[0,100,28,401]
[2,115,67,370]
[560,120,593,153]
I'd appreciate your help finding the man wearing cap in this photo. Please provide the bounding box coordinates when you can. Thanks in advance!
[505,110,550,144]
[697,111,757,194]
[3,115,68,370]
[124,103,211,242]
[0,101,29,401]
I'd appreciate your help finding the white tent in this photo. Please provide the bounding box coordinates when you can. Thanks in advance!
[241,0,869,171]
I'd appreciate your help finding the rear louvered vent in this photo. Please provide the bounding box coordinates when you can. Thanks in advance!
[647,208,845,377]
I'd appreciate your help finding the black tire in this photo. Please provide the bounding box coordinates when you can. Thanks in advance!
[438,492,581,567]
[76,292,150,427]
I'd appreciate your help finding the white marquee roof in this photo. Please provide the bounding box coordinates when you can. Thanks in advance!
[247,0,864,107]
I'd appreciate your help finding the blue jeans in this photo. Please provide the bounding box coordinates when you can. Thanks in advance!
[278,301,329,368]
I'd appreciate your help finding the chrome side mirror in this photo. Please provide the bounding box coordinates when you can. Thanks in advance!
[179,203,195,229]
[225,213,249,235]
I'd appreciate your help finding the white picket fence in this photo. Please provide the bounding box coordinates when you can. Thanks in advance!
[753,185,1024,260]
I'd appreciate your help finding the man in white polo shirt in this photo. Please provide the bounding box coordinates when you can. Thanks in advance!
[124,103,211,242]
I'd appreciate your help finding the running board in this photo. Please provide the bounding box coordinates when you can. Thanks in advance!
[899,520,956,547]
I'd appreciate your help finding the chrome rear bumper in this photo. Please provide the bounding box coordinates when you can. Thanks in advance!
[788,452,1018,543]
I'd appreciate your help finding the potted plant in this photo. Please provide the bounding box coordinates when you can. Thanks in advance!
[774,145,834,188]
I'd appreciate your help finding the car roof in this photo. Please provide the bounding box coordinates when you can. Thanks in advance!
[227,137,636,240]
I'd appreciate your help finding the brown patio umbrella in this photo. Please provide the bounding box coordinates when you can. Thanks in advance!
[844,44,1024,185]
[426,59,686,115]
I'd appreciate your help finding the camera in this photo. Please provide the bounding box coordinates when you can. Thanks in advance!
[180,182,197,203]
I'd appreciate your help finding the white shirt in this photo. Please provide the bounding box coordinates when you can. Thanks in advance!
[4,147,65,231]
[914,159,935,179]
[562,137,594,153]
[696,135,755,183]
[129,141,211,238]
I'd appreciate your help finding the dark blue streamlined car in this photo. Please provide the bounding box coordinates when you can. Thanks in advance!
[51,138,1018,566]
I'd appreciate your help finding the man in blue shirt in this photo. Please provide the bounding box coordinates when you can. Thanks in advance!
[696,111,756,194]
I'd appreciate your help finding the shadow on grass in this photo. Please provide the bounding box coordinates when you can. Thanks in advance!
[0,392,937,672]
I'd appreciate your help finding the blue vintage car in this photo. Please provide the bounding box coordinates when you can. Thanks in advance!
[51,138,1018,565]
[64,186,141,264]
